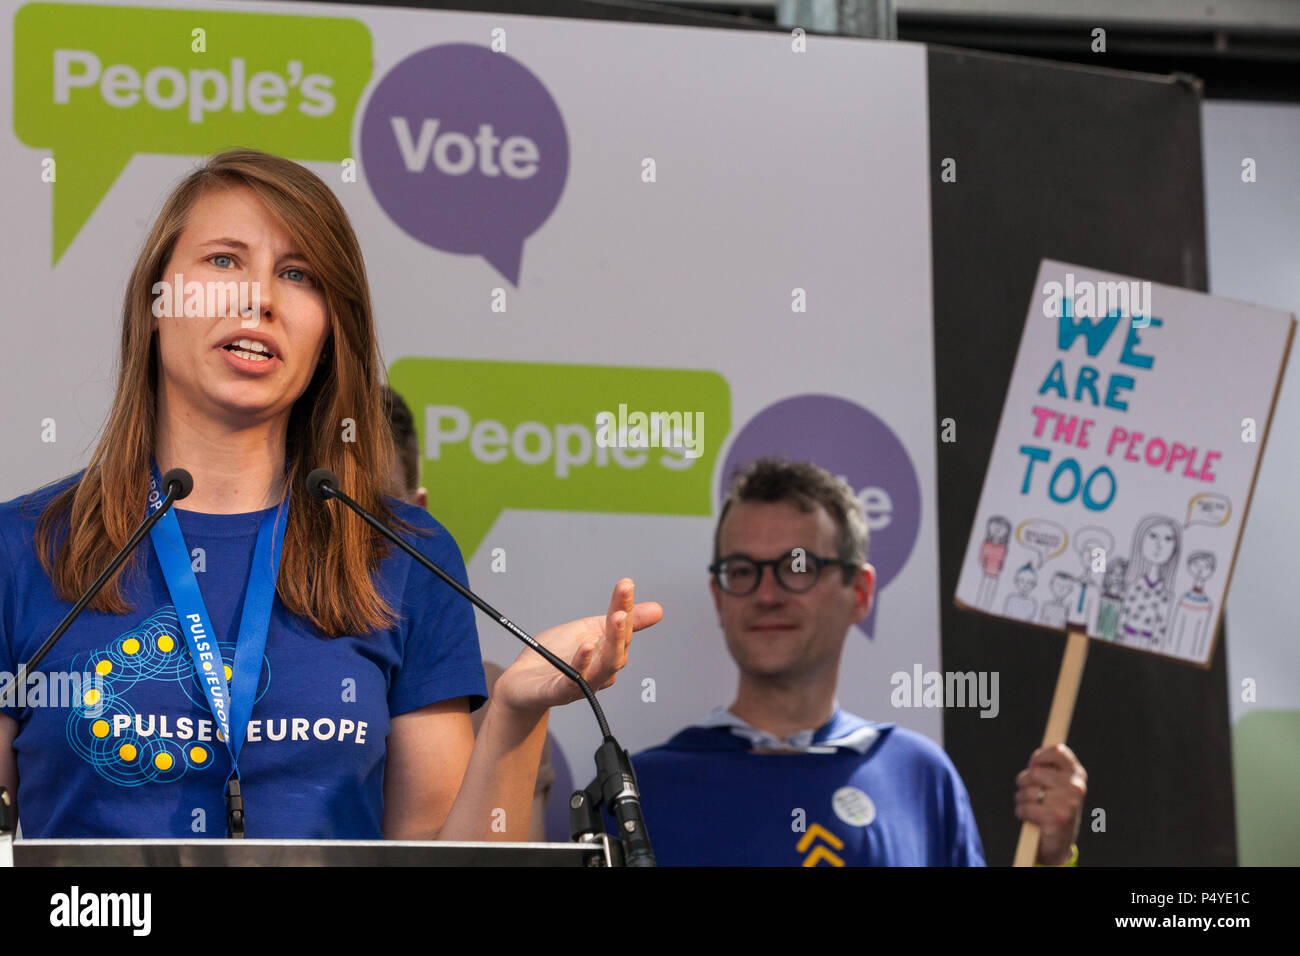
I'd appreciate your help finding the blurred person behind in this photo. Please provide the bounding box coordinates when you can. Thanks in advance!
[382,385,555,841]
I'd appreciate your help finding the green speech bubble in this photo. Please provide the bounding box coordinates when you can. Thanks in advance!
[14,3,372,263]
[388,358,732,559]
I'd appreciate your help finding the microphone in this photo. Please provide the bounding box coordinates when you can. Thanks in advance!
[0,468,193,712]
[307,467,656,866]
[161,468,193,501]
[305,468,334,502]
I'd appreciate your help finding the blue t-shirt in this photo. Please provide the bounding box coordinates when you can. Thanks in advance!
[0,474,487,839]
[624,711,986,866]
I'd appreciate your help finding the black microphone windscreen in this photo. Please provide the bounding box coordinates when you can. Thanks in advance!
[161,468,194,500]
[306,468,340,501]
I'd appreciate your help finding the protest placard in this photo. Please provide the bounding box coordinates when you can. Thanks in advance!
[958,259,1294,668]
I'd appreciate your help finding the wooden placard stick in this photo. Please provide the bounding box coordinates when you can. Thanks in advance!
[1013,624,1088,867]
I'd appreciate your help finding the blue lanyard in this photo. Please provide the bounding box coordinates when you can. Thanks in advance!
[147,463,288,792]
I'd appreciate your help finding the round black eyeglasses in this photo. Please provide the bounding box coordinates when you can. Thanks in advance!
[708,551,859,596]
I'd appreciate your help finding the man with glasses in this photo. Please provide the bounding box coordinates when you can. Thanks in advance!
[623,457,1086,866]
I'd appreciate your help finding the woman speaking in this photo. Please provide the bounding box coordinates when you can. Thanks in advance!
[0,149,661,840]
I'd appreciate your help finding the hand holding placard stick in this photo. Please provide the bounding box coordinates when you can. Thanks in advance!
[956,260,1295,865]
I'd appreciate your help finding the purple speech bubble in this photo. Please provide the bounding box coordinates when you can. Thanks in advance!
[719,394,922,639]
[361,44,569,284]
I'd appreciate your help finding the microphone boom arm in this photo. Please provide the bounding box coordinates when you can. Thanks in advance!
[311,478,613,737]
[307,469,654,865]
[0,470,190,709]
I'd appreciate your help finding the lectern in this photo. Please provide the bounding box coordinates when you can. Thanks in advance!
[0,832,620,867]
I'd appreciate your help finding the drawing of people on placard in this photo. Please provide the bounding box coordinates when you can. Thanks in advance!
[1094,557,1128,642]
[1069,527,1113,635]
[975,515,1012,610]
[1003,563,1038,621]
[1168,551,1217,660]
[1039,571,1074,629]
[1119,515,1181,652]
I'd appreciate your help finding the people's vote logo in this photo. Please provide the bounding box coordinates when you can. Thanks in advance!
[719,395,922,639]
[361,44,569,285]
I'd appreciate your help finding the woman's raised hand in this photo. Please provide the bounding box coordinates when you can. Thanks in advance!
[493,578,663,716]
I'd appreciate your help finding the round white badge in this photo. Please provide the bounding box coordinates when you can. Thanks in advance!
[832,786,876,827]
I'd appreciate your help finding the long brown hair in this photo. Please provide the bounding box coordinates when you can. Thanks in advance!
[34,149,412,637]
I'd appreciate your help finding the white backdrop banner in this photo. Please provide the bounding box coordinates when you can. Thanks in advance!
[0,0,940,830]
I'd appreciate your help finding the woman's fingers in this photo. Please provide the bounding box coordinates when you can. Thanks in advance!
[614,610,631,670]
[604,579,664,633]
[630,601,664,631]
[606,577,634,620]
[594,610,629,683]
[548,581,662,697]
[573,642,597,680]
